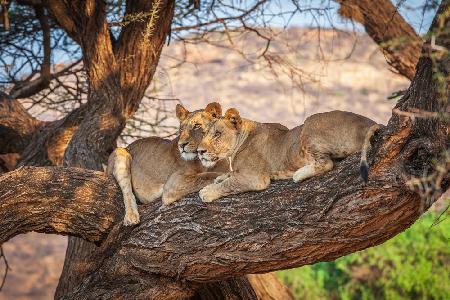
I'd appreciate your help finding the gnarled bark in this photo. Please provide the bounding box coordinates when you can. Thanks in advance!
[0,92,86,167]
[0,95,45,154]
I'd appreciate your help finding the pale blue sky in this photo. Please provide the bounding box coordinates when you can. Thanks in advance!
[267,0,437,34]
[1,0,440,81]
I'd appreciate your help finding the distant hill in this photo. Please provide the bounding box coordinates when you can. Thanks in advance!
[150,28,408,131]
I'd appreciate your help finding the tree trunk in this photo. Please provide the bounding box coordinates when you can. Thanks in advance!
[44,1,178,297]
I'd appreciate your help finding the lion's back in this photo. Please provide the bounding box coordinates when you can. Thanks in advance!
[301,110,376,157]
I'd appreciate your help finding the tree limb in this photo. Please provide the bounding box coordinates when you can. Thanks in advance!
[0,166,123,245]
[0,92,87,166]
[43,0,77,42]
[337,0,422,80]
[115,0,176,115]
[0,94,44,154]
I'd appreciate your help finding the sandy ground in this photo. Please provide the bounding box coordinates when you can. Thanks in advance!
[0,29,414,299]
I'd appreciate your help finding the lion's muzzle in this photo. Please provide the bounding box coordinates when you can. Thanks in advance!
[197,148,219,168]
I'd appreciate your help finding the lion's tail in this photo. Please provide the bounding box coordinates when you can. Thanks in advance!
[360,124,381,183]
[107,147,139,224]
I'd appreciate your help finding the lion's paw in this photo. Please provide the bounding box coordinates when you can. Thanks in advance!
[162,194,177,206]
[199,185,221,203]
[123,208,140,226]
[214,173,230,184]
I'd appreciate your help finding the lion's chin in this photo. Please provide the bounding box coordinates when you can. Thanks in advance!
[180,151,197,161]
[200,158,217,168]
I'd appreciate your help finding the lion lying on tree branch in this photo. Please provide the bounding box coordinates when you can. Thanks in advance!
[109,101,381,221]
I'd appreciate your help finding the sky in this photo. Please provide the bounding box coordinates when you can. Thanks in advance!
[267,0,438,34]
[1,0,440,82]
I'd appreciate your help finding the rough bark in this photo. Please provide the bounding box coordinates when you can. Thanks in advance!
[0,93,87,167]
[337,0,422,80]
[0,95,45,154]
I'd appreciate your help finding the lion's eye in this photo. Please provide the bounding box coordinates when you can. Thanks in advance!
[193,123,201,130]
[214,131,221,138]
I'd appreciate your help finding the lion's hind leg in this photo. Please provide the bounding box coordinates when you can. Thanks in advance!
[134,183,163,204]
[108,147,140,226]
[293,154,333,183]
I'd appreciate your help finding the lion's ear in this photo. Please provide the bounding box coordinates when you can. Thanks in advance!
[176,104,189,121]
[205,102,222,118]
[224,108,242,129]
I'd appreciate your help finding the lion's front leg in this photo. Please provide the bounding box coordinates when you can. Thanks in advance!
[199,172,270,202]
[162,171,222,205]
[198,183,225,202]
[213,172,231,184]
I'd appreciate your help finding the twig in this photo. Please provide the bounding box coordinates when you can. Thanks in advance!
[0,246,10,292]
[392,108,449,119]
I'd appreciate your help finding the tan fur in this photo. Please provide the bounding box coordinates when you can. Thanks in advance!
[197,109,379,202]
[107,102,226,226]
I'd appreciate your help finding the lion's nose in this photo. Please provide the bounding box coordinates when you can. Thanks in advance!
[179,142,188,149]
[197,149,206,155]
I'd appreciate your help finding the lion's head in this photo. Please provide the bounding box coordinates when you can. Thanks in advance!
[176,102,222,161]
[197,108,242,168]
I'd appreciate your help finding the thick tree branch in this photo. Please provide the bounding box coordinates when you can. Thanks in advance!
[0,167,123,245]
[18,104,88,166]
[43,0,77,42]
[337,0,422,80]
[0,120,447,296]
[0,92,87,166]
[0,94,44,154]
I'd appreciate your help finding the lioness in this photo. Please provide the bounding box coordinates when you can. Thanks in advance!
[197,108,379,202]
[107,102,227,225]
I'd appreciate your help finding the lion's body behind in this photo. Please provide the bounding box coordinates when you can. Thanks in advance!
[300,110,376,159]
[126,137,180,203]
[197,109,380,202]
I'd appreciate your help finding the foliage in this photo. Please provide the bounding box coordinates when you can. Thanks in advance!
[277,210,450,300]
